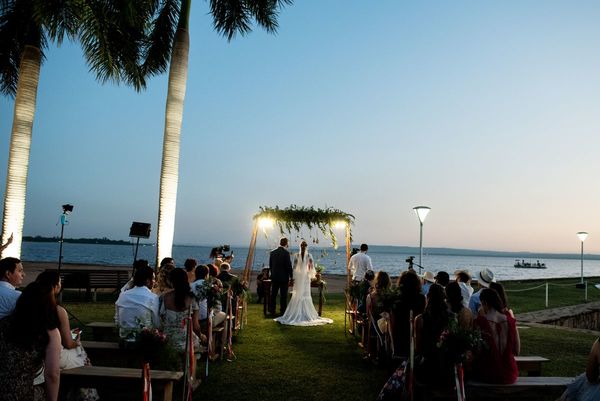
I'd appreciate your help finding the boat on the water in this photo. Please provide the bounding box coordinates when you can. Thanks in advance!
[514,259,547,269]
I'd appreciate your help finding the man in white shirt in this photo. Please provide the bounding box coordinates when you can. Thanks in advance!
[349,244,373,281]
[0,257,25,319]
[454,270,474,309]
[115,265,160,339]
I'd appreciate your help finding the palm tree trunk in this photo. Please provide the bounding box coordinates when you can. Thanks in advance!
[155,0,191,267]
[1,45,42,258]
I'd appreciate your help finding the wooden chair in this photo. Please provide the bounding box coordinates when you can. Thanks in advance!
[344,289,359,336]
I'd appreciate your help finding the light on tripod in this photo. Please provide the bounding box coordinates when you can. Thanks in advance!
[58,203,74,274]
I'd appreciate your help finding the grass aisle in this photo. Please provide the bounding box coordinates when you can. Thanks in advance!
[194,295,389,401]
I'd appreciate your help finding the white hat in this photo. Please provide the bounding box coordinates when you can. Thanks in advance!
[477,268,496,287]
[422,271,435,283]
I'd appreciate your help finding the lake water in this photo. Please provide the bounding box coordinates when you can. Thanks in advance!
[20,242,600,282]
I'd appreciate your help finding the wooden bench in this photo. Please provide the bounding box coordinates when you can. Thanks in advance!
[54,269,130,301]
[466,376,573,400]
[60,366,183,401]
[81,340,141,366]
[86,321,117,341]
[515,355,549,376]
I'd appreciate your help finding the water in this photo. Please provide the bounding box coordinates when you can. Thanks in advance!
[21,242,600,281]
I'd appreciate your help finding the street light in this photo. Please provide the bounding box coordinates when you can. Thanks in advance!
[577,231,588,285]
[413,206,431,274]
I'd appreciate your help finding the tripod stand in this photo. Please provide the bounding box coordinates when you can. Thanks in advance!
[56,205,84,327]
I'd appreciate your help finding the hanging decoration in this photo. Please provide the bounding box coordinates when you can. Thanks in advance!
[254,205,354,249]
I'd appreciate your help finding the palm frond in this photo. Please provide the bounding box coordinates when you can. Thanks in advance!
[0,1,47,97]
[142,0,179,76]
[209,0,291,41]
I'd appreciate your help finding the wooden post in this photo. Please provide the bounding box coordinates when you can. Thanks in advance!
[242,220,259,284]
[345,224,352,291]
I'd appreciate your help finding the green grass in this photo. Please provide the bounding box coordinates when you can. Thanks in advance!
[61,284,600,400]
[504,276,600,313]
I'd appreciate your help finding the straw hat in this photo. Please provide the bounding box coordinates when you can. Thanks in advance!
[422,271,435,283]
[477,268,496,287]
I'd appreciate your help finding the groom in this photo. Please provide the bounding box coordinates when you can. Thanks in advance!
[269,237,293,316]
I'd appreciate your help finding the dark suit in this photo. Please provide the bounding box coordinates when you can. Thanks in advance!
[217,270,236,285]
[269,246,293,314]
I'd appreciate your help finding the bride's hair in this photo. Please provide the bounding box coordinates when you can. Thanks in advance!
[299,239,308,259]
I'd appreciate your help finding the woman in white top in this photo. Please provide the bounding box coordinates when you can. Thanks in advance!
[274,241,333,326]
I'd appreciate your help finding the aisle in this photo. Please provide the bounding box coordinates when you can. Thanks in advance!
[193,296,389,401]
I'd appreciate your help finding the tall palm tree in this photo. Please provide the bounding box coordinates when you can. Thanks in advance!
[0,0,162,258]
[155,0,292,266]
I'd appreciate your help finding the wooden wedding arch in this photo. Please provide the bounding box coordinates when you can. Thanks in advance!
[242,205,355,289]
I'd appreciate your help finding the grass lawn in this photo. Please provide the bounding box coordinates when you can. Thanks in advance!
[61,280,600,400]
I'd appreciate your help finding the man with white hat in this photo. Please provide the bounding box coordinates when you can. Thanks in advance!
[469,268,496,314]
[421,271,435,296]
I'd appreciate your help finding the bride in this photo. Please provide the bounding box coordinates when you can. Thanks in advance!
[274,240,333,326]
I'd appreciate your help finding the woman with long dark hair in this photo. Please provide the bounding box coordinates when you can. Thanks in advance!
[446,281,473,330]
[473,288,520,384]
[0,281,61,401]
[414,283,454,388]
[159,269,205,352]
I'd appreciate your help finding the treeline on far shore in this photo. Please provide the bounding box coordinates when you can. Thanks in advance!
[23,236,130,245]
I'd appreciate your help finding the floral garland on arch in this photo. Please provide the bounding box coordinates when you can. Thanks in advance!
[254,205,354,249]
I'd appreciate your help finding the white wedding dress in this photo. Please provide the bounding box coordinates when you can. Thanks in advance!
[274,249,333,326]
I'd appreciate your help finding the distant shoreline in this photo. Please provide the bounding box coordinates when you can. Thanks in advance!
[22,239,600,261]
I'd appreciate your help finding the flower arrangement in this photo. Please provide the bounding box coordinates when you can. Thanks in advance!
[191,279,213,301]
[136,327,181,370]
[437,318,484,364]
[315,263,325,274]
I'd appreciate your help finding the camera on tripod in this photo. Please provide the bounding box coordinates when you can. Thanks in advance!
[210,244,232,260]
[406,256,415,270]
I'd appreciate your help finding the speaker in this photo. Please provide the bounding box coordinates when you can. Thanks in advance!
[129,222,151,238]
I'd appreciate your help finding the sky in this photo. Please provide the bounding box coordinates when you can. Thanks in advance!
[2,1,600,254]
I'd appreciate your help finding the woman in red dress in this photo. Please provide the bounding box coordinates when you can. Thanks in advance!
[473,288,520,384]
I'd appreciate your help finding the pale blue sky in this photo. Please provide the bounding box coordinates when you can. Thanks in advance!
[2,1,600,253]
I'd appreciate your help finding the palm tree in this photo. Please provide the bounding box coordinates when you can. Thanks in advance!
[155,0,292,266]
[0,0,161,258]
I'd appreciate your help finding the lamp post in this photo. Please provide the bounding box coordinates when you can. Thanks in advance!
[413,206,431,274]
[577,232,588,285]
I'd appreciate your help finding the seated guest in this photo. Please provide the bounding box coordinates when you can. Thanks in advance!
[454,270,473,309]
[115,265,160,340]
[434,271,450,287]
[421,271,435,296]
[392,270,426,358]
[184,258,197,283]
[207,263,224,311]
[191,265,226,327]
[0,282,61,401]
[216,262,236,285]
[414,283,454,388]
[357,270,375,314]
[473,288,519,384]
[489,282,514,317]
[256,267,270,304]
[469,268,496,314]
[446,281,473,329]
[153,257,175,295]
[121,259,150,293]
[160,269,206,352]
[559,337,600,401]
[0,257,24,319]
[36,271,99,400]
[366,271,391,319]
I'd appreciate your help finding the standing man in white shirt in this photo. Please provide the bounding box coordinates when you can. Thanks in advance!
[349,244,373,282]
[115,265,160,339]
[0,257,24,318]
